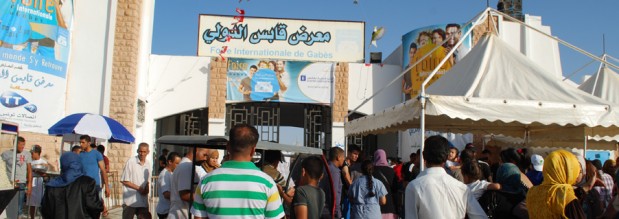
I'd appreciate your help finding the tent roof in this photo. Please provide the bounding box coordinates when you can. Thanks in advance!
[346,34,619,142]
[579,66,619,105]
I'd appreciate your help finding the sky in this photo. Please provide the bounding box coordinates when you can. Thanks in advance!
[152,0,619,83]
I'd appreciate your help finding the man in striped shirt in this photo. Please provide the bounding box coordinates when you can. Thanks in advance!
[191,124,285,219]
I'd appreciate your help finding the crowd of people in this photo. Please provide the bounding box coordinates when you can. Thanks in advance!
[6,125,619,218]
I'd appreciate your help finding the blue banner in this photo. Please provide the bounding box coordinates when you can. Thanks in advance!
[227,59,334,104]
[0,0,74,133]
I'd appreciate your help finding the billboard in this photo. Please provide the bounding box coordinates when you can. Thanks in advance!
[227,58,334,104]
[198,15,365,62]
[401,23,472,99]
[0,0,74,133]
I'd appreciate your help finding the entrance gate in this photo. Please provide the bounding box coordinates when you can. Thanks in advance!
[225,103,331,149]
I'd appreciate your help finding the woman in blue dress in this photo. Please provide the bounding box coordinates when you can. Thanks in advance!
[349,160,387,219]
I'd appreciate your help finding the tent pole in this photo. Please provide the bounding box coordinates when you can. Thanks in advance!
[419,96,426,171]
[583,129,588,158]
[591,55,606,95]
[417,10,488,172]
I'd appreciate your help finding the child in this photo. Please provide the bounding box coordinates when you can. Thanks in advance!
[461,160,501,199]
[291,156,325,219]
[28,145,47,219]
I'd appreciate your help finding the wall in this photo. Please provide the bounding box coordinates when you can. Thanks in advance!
[139,55,211,150]
[65,0,118,115]
[499,14,563,79]
[347,63,402,116]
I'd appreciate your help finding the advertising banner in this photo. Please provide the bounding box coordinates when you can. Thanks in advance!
[0,0,74,133]
[401,23,472,100]
[227,58,334,104]
[198,15,365,63]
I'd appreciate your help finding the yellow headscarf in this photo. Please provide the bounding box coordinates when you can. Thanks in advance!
[526,150,581,219]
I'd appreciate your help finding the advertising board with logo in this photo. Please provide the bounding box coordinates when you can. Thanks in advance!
[227,58,333,104]
[0,0,74,133]
[401,23,472,100]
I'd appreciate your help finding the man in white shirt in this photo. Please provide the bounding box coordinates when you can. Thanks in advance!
[405,135,487,219]
[168,148,208,219]
[121,143,152,219]
[156,152,181,219]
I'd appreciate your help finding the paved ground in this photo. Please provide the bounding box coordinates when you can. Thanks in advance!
[103,207,123,219]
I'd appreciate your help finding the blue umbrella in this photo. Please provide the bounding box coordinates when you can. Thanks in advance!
[48,113,135,144]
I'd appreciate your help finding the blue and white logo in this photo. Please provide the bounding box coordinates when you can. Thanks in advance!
[300,75,306,81]
[1,91,37,112]
[24,104,37,113]
[1,91,29,108]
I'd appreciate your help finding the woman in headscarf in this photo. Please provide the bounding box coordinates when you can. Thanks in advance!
[41,152,103,219]
[372,149,398,219]
[496,148,533,218]
[526,150,585,218]
[201,149,220,173]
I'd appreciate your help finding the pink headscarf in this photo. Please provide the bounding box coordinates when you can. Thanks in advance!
[374,149,389,167]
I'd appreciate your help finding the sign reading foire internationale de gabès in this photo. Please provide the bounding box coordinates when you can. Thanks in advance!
[197,15,365,63]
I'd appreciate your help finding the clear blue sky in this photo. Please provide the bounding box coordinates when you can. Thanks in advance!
[152,0,618,83]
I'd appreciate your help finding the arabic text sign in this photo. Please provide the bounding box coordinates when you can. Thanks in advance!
[198,15,364,62]
[0,0,74,133]
[227,58,333,104]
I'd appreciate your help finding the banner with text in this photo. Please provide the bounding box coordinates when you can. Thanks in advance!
[0,0,74,133]
[198,15,364,62]
[227,58,334,104]
[401,23,472,100]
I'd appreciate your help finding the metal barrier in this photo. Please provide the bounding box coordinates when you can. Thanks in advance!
[104,172,162,214]
[149,175,159,214]
[105,171,122,209]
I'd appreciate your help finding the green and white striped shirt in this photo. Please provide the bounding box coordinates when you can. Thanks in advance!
[191,161,285,219]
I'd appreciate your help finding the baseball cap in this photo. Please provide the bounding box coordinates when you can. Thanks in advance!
[531,154,544,171]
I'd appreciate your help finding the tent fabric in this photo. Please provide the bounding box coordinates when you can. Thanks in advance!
[345,34,619,143]
[579,67,619,107]
[483,135,617,151]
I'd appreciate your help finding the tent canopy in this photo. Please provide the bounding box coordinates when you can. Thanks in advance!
[346,34,619,145]
[579,65,619,106]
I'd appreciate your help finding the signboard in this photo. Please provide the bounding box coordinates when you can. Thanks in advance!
[227,58,334,104]
[198,15,365,62]
[0,0,74,133]
[401,23,472,99]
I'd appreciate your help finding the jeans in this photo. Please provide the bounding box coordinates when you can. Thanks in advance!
[17,183,26,216]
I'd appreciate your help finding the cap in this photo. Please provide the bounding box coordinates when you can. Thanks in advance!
[531,154,544,171]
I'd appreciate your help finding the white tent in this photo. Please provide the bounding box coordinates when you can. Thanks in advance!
[579,64,619,106]
[346,34,619,146]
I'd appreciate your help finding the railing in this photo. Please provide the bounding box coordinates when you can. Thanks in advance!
[150,175,160,214]
[104,172,162,213]
[105,171,123,209]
